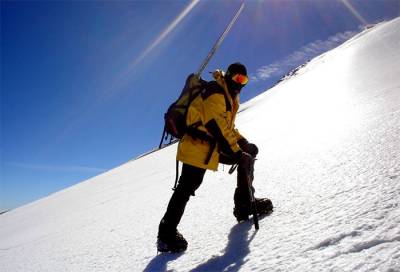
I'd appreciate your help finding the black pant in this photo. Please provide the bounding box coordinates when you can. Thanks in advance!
[160,156,254,232]
[160,163,206,232]
[220,153,255,211]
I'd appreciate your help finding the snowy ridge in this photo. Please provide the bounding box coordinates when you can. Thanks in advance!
[1,17,400,272]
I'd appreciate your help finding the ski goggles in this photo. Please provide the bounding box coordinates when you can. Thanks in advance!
[231,73,249,85]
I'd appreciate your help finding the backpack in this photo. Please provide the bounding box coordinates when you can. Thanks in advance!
[159,73,207,147]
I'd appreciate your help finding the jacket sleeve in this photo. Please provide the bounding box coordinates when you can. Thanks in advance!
[233,127,245,142]
[202,93,242,160]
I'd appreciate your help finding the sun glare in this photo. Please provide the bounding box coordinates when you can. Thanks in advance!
[340,0,368,25]
[127,0,200,73]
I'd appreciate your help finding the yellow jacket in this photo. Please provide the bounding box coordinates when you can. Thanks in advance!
[177,70,244,170]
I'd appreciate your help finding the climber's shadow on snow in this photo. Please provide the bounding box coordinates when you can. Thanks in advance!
[143,251,184,272]
[190,220,258,272]
[144,217,266,272]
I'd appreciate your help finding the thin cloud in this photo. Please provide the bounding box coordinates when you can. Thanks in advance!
[5,162,106,173]
[252,29,359,82]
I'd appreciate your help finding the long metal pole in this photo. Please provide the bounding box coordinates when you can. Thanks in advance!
[249,180,260,230]
[196,1,245,77]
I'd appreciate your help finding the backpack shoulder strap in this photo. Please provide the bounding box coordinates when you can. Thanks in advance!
[201,81,231,112]
[201,81,224,99]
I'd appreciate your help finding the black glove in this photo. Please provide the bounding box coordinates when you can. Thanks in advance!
[238,138,259,157]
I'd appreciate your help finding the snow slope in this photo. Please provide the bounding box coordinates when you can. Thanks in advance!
[1,18,400,272]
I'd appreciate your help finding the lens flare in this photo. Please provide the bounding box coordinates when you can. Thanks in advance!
[340,0,368,25]
[127,0,200,72]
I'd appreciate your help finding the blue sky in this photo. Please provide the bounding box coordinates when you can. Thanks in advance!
[1,0,399,211]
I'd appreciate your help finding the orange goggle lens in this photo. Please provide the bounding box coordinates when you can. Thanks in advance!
[231,74,249,85]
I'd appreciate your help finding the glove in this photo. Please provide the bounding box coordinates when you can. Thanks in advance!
[238,138,259,157]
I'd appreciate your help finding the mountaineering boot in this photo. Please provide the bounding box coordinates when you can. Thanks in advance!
[157,220,188,253]
[233,197,273,222]
[255,197,273,215]
[233,187,251,222]
[233,204,250,222]
[157,231,187,253]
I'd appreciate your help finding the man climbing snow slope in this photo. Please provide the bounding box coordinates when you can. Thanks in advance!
[157,62,273,253]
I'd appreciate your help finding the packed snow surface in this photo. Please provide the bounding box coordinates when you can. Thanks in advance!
[1,18,400,272]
